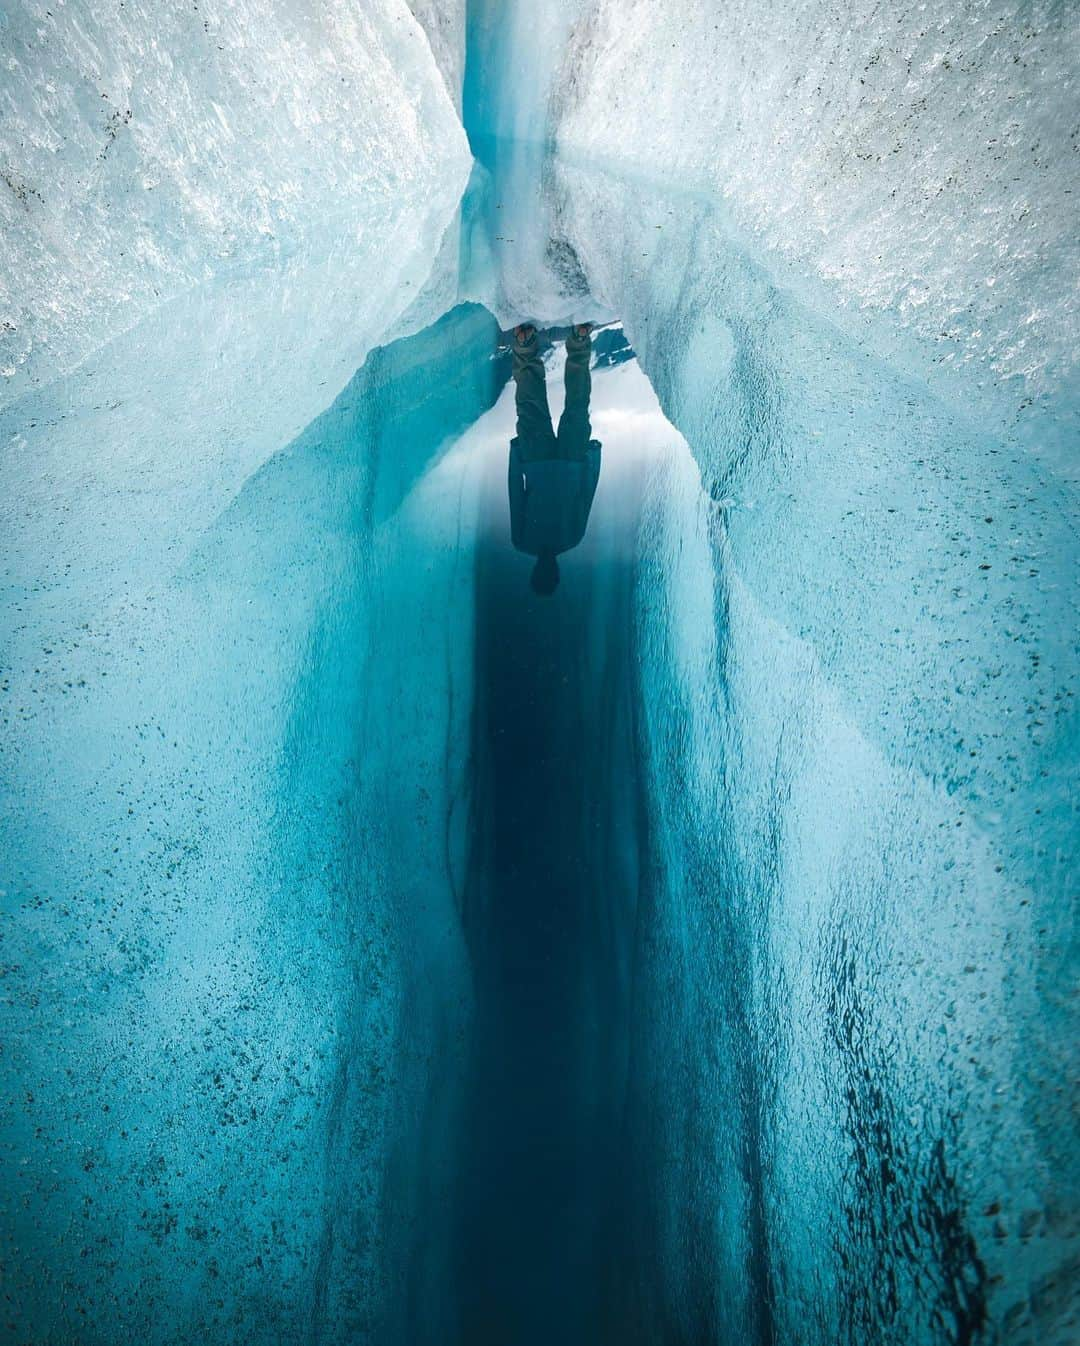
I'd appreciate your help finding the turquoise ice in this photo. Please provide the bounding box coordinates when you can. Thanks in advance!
[1,3,1076,1344]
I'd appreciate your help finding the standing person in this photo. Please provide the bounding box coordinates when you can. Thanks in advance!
[507,323,602,595]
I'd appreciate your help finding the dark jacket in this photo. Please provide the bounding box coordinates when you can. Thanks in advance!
[508,438,602,556]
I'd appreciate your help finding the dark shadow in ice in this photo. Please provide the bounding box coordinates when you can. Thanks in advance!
[452,327,689,1346]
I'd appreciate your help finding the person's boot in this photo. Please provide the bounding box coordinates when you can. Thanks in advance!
[565,323,593,367]
[513,323,537,354]
[566,322,593,354]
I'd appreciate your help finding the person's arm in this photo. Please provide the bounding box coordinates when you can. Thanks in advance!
[508,439,527,548]
[582,441,602,518]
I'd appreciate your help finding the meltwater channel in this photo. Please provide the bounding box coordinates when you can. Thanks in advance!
[2,6,1078,1346]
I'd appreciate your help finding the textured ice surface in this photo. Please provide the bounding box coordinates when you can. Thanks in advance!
[465,0,583,148]
[0,0,470,404]
[541,158,1078,1346]
[3,2,1078,1343]
[0,0,474,642]
[409,0,467,105]
[459,5,1077,1336]
[462,1,611,327]
[474,0,1080,456]
[460,136,613,331]
[0,302,502,1342]
[1,8,478,1338]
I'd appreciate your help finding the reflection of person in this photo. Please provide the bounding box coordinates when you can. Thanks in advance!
[508,323,602,595]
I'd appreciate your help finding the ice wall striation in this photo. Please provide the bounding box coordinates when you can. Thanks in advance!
[0,0,470,407]
[461,0,608,327]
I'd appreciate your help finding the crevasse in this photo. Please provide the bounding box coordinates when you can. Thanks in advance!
[1,3,1076,1345]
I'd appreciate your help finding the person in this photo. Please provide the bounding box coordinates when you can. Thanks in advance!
[507,323,602,595]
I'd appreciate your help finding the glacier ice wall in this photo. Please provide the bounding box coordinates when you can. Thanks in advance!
[1,300,503,1343]
[2,1,1077,1343]
[461,0,610,327]
[0,0,470,406]
[409,0,467,105]
[476,0,1080,461]
[463,4,1078,1342]
[578,182,1078,1340]
[0,7,484,1340]
[0,0,474,747]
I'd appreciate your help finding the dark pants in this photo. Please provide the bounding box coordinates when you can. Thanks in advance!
[512,331,592,463]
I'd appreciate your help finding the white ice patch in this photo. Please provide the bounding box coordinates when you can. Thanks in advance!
[0,0,470,405]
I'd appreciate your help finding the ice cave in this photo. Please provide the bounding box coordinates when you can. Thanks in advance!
[1,3,1077,1343]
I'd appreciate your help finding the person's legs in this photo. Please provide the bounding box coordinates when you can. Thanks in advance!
[557,325,593,458]
[512,325,557,457]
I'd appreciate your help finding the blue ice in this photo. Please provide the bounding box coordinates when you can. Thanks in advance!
[1,6,1077,1344]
